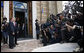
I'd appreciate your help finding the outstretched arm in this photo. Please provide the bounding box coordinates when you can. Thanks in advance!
[66,23,76,29]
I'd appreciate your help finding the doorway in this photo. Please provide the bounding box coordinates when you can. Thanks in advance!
[12,1,32,39]
[15,11,28,38]
[15,11,25,23]
[15,11,25,38]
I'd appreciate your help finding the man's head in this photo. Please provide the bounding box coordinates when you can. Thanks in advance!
[35,19,38,22]
[66,19,74,26]
[50,25,54,29]
[11,18,16,22]
[3,17,7,22]
[59,13,64,20]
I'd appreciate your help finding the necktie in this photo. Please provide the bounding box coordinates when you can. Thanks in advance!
[13,22,16,26]
[14,22,16,26]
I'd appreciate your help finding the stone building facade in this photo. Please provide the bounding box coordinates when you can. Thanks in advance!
[1,1,63,39]
[36,1,63,24]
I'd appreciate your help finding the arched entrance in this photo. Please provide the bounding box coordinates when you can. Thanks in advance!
[9,1,33,38]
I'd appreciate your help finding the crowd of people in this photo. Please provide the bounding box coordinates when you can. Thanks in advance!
[1,9,83,52]
[1,17,21,49]
[35,11,83,52]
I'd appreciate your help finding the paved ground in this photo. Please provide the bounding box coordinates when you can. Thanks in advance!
[32,43,79,52]
[1,39,43,52]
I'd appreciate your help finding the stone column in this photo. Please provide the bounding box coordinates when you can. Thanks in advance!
[32,1,37,39]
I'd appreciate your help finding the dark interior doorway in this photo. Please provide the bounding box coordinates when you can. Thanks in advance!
[15,11,25,23]
[15,11,26,38]
[12,1,33,39]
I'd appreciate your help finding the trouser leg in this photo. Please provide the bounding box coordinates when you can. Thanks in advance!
[61,29,68,42]
[9,35,14,48]
[61,29,65,41]
[43,37,47,46]
[37,34,39,39]
[5,37,8,44]
[2,32,6,44]
[15,35,17,44]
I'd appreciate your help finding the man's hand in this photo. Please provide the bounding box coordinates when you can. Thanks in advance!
[66,23,76,29]
[17,31,19,33]
[12,32,15,35]
[69,36,74,41]
[2,24,4,26]
[65,23,68,26]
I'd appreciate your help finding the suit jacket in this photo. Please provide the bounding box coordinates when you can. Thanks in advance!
[35,22,40,30]
[8,21,18,35]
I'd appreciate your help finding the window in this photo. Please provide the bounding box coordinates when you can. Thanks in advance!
[13,1,27,9]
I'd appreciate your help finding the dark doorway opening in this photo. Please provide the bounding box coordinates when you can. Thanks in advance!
[13,1,33,39]
[15,11,25,23]
[15,11,26,38]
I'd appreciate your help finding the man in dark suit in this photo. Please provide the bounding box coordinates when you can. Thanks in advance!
[8,18,18,49]
[41,24,48,46]
[35,19,40,39]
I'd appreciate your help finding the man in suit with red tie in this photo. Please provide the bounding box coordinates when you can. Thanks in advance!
[8,18,18,49]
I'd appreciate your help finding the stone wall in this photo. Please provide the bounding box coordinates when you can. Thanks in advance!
[56,1,63,14]
[41,1,49,23]
[49,1,57,15]
[36,1,63,24]
[36,1,41,24]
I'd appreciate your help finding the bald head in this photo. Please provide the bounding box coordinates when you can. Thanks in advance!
[11,18,16,22]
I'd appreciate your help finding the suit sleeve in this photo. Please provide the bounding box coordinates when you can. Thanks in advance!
[16,23,19,32]
[9,22,14,34]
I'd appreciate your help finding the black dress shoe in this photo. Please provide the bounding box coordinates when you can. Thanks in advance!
[13,45,16,47]
[4,42,7,44]
[15,43,19,45]
[9,47,14,49]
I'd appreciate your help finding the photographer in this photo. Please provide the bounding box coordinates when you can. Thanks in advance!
[2,17,9,44]
[61,19,77,42]
[35,19,40,40]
